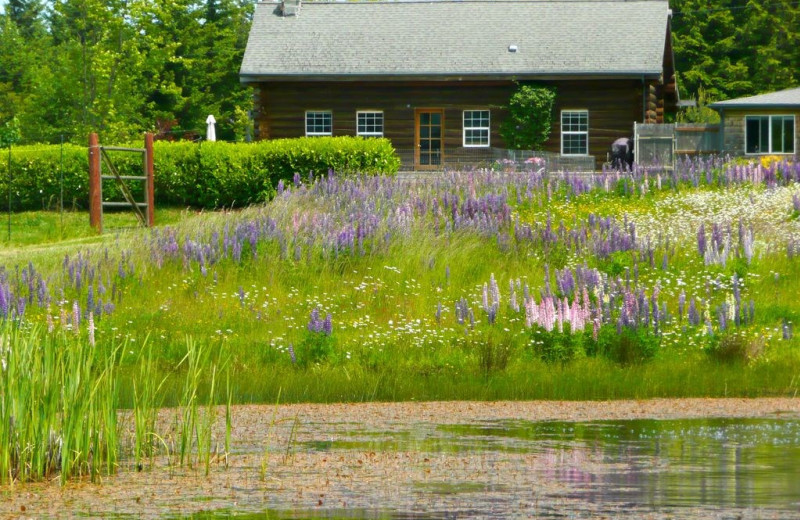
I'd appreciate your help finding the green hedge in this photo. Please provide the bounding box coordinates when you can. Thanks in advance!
[0,137,400,210]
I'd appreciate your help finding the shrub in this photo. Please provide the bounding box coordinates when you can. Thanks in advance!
[0,137,401,211]
[499,83,556,151]
[705,330,765,364]
[529,324,585,365]
[470,329,515,375]
[594,325,659,365]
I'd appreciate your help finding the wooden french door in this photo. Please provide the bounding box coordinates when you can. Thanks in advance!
[415,109,444,169]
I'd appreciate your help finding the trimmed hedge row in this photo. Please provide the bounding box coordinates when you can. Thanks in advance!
[0,137,401,210]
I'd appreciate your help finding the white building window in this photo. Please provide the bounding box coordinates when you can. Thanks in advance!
[561,110,589,155]
[745,115,795,154]
[305,111,332,136]
[357,111,384,137]
[463,110,490,147]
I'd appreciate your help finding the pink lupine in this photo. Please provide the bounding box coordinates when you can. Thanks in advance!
[72,300,80,335]
[88,312,96,347]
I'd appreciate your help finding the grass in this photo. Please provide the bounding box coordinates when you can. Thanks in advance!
[1,159,800,482]
[0,207,199,249]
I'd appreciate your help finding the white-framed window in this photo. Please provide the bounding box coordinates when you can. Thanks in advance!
[745,115,795,154]
[561,110,589,155]
[463,110,490,147]
[357,111,384,137]
[305,111,332,136]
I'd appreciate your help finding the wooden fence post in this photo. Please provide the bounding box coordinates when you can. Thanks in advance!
[88,133,102,233]
[145,132,154,227]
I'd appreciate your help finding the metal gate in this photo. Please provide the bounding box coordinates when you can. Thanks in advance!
[634,123,721,168]
[88,133,154,233]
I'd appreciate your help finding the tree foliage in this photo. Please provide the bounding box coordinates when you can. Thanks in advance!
[0,1,798,144]
[671,0,799,103]
[499,84,556,151]
[0,0,253,144]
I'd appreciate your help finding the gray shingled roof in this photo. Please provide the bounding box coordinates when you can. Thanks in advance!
[710,87,800,109]
[240,0,670,81]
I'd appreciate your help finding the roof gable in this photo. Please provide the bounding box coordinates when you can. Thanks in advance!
[241,0,671,81]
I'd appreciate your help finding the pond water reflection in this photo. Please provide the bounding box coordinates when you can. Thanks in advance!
[269,417,800,518]
[438,418,800,510]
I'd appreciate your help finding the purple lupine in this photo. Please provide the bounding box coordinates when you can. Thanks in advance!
[487,302,498,325]
[717,304,728,332]
[307,308,324,333]
[322,313,333,335]
[288,343,296,363]
[678,291,686,323]
[0,284,7,319]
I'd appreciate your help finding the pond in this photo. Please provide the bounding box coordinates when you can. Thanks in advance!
[4,400,800,519]
[193,417,800,519]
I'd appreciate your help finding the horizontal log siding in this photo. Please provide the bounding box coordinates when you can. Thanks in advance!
[254,80,647,162]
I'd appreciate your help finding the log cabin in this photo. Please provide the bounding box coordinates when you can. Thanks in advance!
[240,0,678,170]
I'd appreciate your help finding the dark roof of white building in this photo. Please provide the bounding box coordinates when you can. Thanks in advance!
[710,87,800,109]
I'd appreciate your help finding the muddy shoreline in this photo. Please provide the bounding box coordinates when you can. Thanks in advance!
[2,398,799,519]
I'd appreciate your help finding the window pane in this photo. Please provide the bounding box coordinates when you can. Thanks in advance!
[772,117,784,153]
[785,118,795,153]
[760,117,769,153]
[563,134,587,155]
[306,111,332,135]
[745,117,761,154]
[357,111,383,136]
[431,113,441,125]
[561,111,588,155]
[463,110,490,146]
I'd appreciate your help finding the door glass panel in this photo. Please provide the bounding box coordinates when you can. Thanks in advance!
[417,110,443,168]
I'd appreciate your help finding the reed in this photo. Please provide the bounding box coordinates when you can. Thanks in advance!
[0,324,119,484]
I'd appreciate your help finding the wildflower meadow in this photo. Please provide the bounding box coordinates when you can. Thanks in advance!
[2,156,800,482]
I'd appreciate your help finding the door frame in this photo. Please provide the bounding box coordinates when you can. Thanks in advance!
[414,108,445,170]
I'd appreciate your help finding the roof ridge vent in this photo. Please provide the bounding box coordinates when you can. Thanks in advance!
[281,0,300,17]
